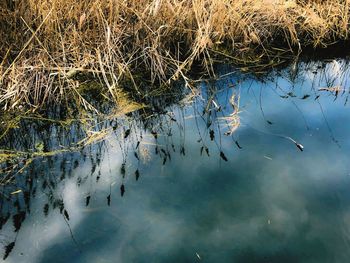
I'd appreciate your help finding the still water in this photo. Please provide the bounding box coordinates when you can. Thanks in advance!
[1,60,350,262]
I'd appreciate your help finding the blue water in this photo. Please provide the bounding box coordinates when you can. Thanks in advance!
[1,60,350,262]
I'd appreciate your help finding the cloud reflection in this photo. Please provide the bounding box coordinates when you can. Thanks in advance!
[3,61,350,263]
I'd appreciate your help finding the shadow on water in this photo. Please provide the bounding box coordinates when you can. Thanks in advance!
[1,59,350,262]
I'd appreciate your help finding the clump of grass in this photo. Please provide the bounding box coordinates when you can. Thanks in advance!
[0,0,349,110]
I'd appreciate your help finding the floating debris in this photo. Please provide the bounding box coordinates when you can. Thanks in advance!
[301,94,310,99]
[209,130,215,141]
[212,100,221,111]
[220,151,228,162]
[64,210,70,221]
[10,190,22,195]
[3,241,15,260]
[318,86,342,93]
[235,141,242,149]
[295,143,304,151]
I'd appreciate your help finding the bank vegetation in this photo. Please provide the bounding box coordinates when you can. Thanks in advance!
[0,0,349,110]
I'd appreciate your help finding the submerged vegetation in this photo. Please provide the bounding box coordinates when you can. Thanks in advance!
[1,0,350,110]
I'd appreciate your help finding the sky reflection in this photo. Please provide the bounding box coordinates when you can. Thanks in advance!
[2,60,350,263]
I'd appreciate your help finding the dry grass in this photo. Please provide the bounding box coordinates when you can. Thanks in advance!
[0,0,349,110]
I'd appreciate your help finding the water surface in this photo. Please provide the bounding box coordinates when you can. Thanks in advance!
[1,60,350,263]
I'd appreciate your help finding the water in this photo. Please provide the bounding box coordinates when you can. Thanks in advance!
[1,60,350,263]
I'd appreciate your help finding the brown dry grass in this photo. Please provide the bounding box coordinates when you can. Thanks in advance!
[0,0,349,110]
